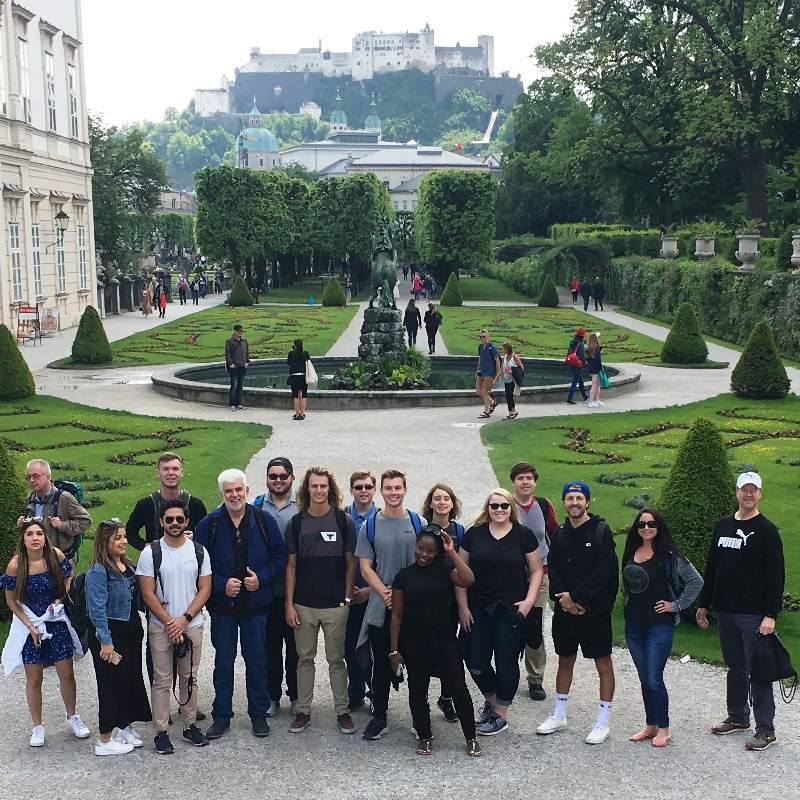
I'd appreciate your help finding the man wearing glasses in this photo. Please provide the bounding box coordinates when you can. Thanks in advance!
[475,329,500,419]
[253,457,299,718]
[20,459,92,563]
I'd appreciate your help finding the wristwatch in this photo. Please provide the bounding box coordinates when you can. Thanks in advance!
[344,598,353,605]
[183,612,193,623]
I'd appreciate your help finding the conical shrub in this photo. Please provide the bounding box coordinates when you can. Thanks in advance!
[439,273,463,306]
[538,275,559,308]
[661,302,708,364]
[71,305,112,365]
[0,323,35,400]
[228,275,254,307]
[657,417,736,575]
[730,320,790,399]
[0,438,26,621]
[322,276,347,307]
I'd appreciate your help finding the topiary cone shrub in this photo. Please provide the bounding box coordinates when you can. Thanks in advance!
[322,276,346,307]
[0,323,35,400]
[0,438,26,621]
[538,274,559,308]
[661,302,708,364]
[730,320,790,399]
[439,273,463,306]
[228,275,254,307]
[657,417,736,576]
[71,305,112,365]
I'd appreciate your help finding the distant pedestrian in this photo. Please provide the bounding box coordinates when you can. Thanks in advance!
[404,299,422,347]
[500,342,523,419]
[345,278,352,303]
[593,278,606,311]
[402,262,409,281]
[412,275,422,302]
[423,303,442,354]
[157,285,167,319]
[569,277,580,304]
[225,324,249,412]
[177,276,189,305]
[580,278,592,312]
[215,270,224,294]
[198,272,207,298]
[585,332,603,408]
[191,277,200,305]
[476,329,500,418]
[566,328,588,406]
[410,263,416,280]
[287,338,310,421]
[141,284,153,317]
[422,276,433,300]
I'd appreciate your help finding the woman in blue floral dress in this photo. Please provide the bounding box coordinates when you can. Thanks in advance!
[1,518,90,747]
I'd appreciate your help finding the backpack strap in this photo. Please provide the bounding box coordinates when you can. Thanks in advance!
[407,510,422,535]
[366,513,377,544]
[151,539,164,596]
[335,509,350,539]
[452,521,465,547]
[251,505,275,551]
[290,512,302,542]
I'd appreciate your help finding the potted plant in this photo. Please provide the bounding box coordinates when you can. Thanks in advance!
[734,219,763,272]
[694,223,719,261]
[659,224,679,259]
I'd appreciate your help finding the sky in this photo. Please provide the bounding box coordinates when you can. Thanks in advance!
[80,0,576,126]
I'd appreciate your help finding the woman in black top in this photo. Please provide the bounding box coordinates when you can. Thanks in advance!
[457,488,543,737]
[390,526,481,757]
[403,299,422,347]
[287,338,310,420]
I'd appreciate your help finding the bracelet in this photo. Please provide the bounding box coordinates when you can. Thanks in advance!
[388,650,399,656]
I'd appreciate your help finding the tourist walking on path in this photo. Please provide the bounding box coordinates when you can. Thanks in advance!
[580,278,592,311]
[402,262,409,281]
[345,278,352,303]
[593,278,606,311]
[191,276,200,305]
[569,277,580,304]
[696,472,785,752]
[404,299,422,347]
[287,338,310,420]
[141,284,153,317]
[412,275,422,302]
[500,342,523,420]
[565,328,588,405]
[622,508,702,748]
[476,329,501,418]
[177,275,189,305]
[153,279,167,319]
[1,519,90,748]
[423,303,442,354]
[585,333,603,408]
[85,519,152,756]
[390,526,482,757]
[457,488,543,737]
[225,324,249,412]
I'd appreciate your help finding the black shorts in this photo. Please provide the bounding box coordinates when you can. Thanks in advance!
[288,374,308,398]
[552,610,612,660]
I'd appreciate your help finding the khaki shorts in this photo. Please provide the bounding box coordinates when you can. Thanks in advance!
[476,375,495,394]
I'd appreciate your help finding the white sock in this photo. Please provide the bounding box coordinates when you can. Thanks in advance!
[553,693,569,721]
[596,701,612,728]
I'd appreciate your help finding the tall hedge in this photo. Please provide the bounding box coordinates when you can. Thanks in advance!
[730,320,790,399]
[322,276,346,307]
[0,439,26,621]
[439,273,463,306]
[71,305,112,365]
[0,323,35,400]
[538,274,559,307]
[657,417,736,575]
[228,275,254,307]
[661,302,708,364]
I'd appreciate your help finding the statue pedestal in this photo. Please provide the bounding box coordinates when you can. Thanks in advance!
[358,308,407,364]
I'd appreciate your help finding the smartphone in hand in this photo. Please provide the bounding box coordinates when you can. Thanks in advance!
[110,651,122,665]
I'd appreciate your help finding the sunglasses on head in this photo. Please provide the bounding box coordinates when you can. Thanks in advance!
[489,502,511,510]
[163,515,185,524]
[418,524,443,539]
[352,484,374,492]
[101,517,122,527]
[267,473,290,481]
[637,520,658,529]
[22,516,44,524]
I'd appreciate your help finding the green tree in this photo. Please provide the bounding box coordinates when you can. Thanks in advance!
[393,211,417,261]
[228,275,254,307]
[270,174,312,288]
[658,417,736,574]
[730,320,790,399]
[0,323,35,400]
[0,437,26,621]
[322,276,347,307]
[415,170,498,283]
[71,305,112,365]
[154,213,194,258]
[538,274,559,307]
[439,273,463,306]
[661,302,708,364]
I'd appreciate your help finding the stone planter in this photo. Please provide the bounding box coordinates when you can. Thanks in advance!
[791,234,800,267]
[659,235,679,259]
[735,234,761,272]
[694,235,716,261]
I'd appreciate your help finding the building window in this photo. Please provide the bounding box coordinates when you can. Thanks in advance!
[383,180,390,189]
[18,39,31,123]
[171,197,176,209]
[10,223,23,301]
[45,52,56,131]
[78,225,87,290]
[0,27,6,115]
[32,224,42,296]
[402,200,408,210]
[68,64,79,137]
[393,201,399,210]
[56,229,66,294]
[259,157,264,167]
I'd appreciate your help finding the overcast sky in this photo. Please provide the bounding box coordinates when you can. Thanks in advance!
[81,0,575,125]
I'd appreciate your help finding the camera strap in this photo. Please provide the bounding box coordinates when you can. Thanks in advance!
[172,637,194,707]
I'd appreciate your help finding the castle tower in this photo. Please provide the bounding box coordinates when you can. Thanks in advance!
[477,35,494,76]
[364,95,381,137]
[329,89,348,132]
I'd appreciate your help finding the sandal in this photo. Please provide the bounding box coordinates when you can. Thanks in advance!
[508,411,518,419]
[629,730,656,742]
[652,735,671,747]
[466,739,483,758]
[416,738,433,756]
[478,412,491,419]
[292,414,300,420]
[488,400,498,414]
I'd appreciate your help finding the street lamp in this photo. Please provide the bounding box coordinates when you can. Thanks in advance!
[45,210,70,252]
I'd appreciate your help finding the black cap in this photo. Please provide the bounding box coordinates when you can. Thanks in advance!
[267,456,293,475]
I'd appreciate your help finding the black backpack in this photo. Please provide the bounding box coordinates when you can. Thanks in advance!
[64,569,96,655]
[150,538,206,593]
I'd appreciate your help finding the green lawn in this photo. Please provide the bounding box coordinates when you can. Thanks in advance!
[456,276,535,303]
[482,393,800,665]
[55,304,358,367]
[439,305,665,361]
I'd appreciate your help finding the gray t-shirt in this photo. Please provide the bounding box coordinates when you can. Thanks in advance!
[355,510,426,628]
[260,493,297,597]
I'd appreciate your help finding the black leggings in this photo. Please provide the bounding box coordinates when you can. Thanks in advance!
[504,381,515,411]
[400,632,476,742]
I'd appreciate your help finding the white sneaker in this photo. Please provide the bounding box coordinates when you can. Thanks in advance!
[30,725,45,747]
[67,715,91,739]
[115,726,143,748]
[587,401,597,407]
[586,724,610,744]
[95,738,134,756]
[537,715,567,735]
[596,401,604,406]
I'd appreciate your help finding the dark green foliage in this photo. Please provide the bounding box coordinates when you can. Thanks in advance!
[776,228,794,270]
[322,276,346,307]
[439,273,463,306]
[71,306,112,365]
[730,320,790,399]
[538,274,559,307]
[658,417,736,575]
[0,324,35,400]
[228,275,254,307]
[661,303,708,364]
[0,438,26,621]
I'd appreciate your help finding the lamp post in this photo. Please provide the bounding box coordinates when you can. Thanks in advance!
[45,210,70,253]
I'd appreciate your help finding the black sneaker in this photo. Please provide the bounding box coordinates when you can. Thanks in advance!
[182,724,209,747]
[251,717,271,737]
[745,732,777,751]
[205,719,230,740]
[154,731,174,755]
[528,684,547,701]
[362,717,389,740]
[437,696,458,723]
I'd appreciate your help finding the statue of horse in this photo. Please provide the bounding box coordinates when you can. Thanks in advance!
[368,218,398,309]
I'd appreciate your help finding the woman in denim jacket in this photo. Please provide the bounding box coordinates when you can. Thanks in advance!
[86,519,151,756]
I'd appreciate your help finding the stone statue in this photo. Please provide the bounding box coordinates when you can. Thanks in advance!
[369,218,397,309]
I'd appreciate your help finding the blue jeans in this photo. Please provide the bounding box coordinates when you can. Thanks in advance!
[344,599,371,703]
[466,604,522,706]
[625,621,673,728]
[566,365,587,402]
[209,611,270,721]
[228,366,247,407]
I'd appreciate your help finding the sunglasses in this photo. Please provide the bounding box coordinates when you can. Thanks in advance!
[163,515,185,524]
[352,484,375,492]
[489,502,511,510]
[22,516,44,523]
[418,524,443,539]
[637,520,658,529]
[268,473,290,481]
[101,517,122,526]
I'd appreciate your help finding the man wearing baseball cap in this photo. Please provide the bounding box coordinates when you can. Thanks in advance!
[537,481,618,744]
[697,472,785,751]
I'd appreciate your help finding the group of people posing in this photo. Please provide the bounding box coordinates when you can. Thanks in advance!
[3,455,784,758]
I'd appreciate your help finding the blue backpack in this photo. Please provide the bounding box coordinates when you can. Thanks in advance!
[365,510,423,544]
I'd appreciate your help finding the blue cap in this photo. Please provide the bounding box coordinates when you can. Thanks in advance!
[562,481,591,500]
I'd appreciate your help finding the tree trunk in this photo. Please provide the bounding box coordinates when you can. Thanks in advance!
[741,133,771,235]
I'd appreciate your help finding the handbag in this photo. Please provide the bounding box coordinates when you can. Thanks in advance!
[750,632,797,703]
[511,365,525,387]
[305,359,318,387]
[599,366,611,390]
[565,350,583,368]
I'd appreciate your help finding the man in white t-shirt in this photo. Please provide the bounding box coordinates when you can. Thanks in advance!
[137,500,212,755]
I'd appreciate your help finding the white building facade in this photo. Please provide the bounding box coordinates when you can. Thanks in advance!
[0,0,96,333]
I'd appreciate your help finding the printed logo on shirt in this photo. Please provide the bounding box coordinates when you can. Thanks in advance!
[735,528,755,546]
[321,531,337,542]
[585,542,592,547]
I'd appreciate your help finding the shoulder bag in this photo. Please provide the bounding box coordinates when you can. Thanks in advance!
[305,358,318,387]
